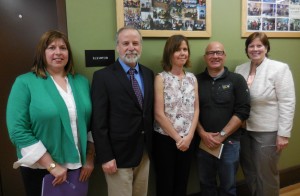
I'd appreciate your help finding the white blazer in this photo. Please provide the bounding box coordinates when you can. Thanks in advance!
[235,58,295,137]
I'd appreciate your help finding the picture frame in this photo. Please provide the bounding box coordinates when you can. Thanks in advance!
[241,0,300,38]
[116,0,211,37]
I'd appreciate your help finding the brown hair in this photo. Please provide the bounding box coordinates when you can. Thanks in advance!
[245,32,270,58]
[161,34,191,71]
[31,30,75,78]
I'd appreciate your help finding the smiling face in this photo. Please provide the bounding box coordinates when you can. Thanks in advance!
[45,38,69,73]
[161,35,191,71]
[116,28,142,67]
[171,40,189,68]
[204,42,226,72]
[247,38,268,64]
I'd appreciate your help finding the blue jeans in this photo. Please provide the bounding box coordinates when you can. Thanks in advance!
[196,139,240,196]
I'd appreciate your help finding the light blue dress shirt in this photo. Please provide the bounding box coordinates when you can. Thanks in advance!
[118,58,144,96]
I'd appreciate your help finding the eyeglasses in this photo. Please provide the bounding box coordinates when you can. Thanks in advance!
[205,51,225,56]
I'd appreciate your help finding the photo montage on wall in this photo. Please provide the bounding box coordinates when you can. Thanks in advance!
[116,0,211,37]
[242,0,300,37]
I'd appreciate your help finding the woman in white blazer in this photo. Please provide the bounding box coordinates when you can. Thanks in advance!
[235,32,295,196]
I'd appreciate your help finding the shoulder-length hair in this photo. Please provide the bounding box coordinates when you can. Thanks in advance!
[245,32,270,58]
[161,34,191,71]
[31,30,75,78]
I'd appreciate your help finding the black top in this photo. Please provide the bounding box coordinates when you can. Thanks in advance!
[196,67,250,140]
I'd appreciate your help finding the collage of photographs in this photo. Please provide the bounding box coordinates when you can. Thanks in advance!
[247,0,300,32]
[123,0,207,31]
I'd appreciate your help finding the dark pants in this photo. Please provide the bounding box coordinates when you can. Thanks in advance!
[20,166,49,196]
[153,131,195,196]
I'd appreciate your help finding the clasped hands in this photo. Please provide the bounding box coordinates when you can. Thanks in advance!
[176,136,191,152]
[201,131,225,149]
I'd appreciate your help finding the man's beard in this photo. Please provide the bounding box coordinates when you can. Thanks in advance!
[122,51,140,64]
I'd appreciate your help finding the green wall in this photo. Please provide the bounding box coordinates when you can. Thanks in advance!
[66,0,300,195]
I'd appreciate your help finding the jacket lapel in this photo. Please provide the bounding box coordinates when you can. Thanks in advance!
[68,75,85,129]
[112,62,143,110]
[139,66,151,110]
[68,75,88,154]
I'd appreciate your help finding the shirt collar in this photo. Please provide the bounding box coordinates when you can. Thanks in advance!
[205,67,228,80]
[118,58,140,74]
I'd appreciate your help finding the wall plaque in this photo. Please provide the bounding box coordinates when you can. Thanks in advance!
[85,50,115,67]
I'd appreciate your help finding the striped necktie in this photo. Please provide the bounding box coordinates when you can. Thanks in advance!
[128,68,143,108]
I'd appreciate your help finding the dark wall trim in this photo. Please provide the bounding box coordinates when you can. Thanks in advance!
[279,165,300,188]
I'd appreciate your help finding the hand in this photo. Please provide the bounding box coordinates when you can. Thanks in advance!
[79,154,95,182]
[200,131,221,149]
[102,159,117,175]
[276,136,289,152]
[176,136,191,152]
[50,164,68,186]
[214,133,226,144]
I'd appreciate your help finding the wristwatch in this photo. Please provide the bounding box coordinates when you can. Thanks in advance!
[220,130,227,137]
[47,162,56,172]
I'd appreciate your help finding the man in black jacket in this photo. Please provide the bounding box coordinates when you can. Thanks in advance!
[196,41,250,196]
[91,26,154,196]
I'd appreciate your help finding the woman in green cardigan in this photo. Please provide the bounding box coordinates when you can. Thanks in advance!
[6,30,95,196]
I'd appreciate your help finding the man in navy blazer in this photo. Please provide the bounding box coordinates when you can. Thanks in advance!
[91,26,154,196]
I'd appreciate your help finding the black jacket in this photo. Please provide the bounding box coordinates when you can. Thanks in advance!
[196,67,250,140]
[91,60,154,168]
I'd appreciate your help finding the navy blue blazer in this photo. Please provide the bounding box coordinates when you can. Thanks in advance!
[91,60,154,168]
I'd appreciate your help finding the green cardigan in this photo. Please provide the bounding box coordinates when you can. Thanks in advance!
[6,72,92,165]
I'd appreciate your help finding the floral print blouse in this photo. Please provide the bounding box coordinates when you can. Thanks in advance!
[154,71,197,137]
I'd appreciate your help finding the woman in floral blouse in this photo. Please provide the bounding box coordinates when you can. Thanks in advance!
[153,34,199,196]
